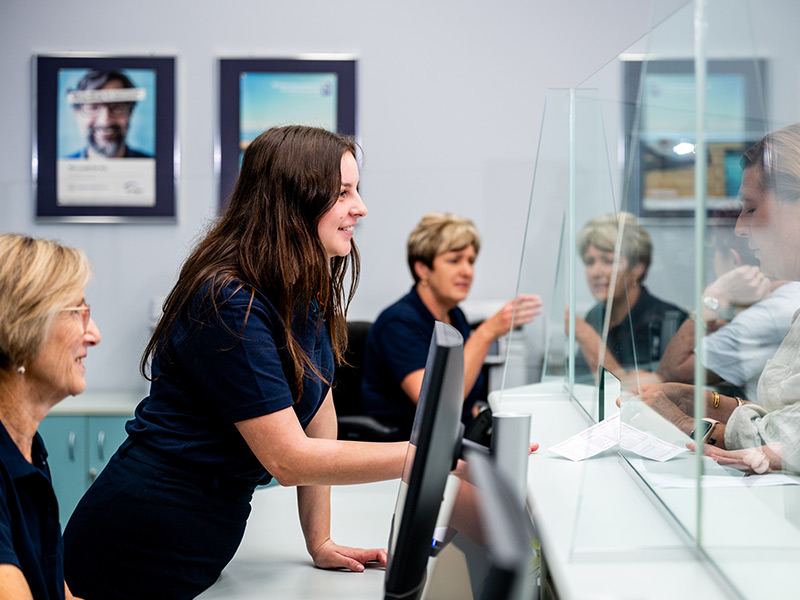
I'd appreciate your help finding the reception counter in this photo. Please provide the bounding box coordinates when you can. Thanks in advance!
[175,377,800,600]
[490,380,800,600]
[198,479,398,599]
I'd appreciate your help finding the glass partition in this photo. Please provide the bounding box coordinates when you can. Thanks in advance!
[509,87,622,421]
[504,0,800,595]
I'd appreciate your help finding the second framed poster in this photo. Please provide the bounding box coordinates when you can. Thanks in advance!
[621,57,767,219]
[218,56,356,208]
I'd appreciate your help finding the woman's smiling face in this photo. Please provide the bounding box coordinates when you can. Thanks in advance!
[317,151,367,258]
[26,292,101,402]
[582,243,645,306]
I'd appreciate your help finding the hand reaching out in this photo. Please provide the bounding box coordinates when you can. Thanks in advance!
[688,442,783,475]
[627,382,698,417]
[485,294,542,339]
[452,442,539,482]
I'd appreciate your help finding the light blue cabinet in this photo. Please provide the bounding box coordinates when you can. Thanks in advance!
[86,416,129,485]
[38,414,131,525]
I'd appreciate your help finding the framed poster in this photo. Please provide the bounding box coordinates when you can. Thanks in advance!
[218,56,356,208]
[621,58,767,219]
[34,54,176,221]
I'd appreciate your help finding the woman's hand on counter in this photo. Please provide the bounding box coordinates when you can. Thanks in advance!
[310,538,387,572]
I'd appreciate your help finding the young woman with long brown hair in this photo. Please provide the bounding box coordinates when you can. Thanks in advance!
[63,125,408,599]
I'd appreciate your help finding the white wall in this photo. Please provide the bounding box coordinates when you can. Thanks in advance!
[0,0,670,392]
[7,0,796,394]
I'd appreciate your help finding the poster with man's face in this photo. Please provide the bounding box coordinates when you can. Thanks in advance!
[56,68,157,207]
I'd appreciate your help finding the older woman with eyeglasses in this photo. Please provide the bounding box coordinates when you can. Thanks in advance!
[0,233,100,600]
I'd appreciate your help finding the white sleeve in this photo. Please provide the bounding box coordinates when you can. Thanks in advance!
[701,291,798,386]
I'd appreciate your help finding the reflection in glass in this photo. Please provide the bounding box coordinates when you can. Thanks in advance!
[641,125,800,475]
[573,212,688,384]
[500,1,800,597]
[656,225,800,403]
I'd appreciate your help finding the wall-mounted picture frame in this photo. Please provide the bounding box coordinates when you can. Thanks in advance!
[621,58,767,219]
[34,54,176,222]
[217,56,356,209]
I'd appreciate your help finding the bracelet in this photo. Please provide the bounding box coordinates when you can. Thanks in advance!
[710,390,720,409]
[735,396,745,407]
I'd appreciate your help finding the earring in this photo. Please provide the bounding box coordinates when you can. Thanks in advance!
[17,365,25,375]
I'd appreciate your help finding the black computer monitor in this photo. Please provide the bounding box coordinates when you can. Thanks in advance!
[384,321,465,600]
[424,447,538,600]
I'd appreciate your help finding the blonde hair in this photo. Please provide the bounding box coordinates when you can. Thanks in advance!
[407,212,482,283]
[743,122,800,204]
[578,212,652,281]
[0,234,91,372]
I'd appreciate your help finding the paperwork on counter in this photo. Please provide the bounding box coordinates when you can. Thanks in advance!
[549,413,688,462]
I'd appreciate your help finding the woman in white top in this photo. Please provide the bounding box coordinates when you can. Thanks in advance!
[635,122,800,474]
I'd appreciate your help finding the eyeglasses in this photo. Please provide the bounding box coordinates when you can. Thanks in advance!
[60,304,91,333]
[78,102,130,117]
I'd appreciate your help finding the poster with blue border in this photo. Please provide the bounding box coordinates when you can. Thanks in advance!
[218,57,356,209]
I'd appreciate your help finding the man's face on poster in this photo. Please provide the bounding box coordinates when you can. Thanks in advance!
[73,79,133,158]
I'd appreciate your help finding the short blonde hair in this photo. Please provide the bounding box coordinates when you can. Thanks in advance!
[407,212,482,283]
[0,234,91,373]
[743,121,800,204]
[578,212,652,281]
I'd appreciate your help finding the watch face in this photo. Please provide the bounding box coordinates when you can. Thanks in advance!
[692,420,714,440]
[703,295,721,312]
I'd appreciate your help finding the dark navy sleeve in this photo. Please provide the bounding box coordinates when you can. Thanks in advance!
[451,308,482,424]
[373,309,434,385]
[172,289,295,424]
[0,476,22,569]
[361,297,437,436]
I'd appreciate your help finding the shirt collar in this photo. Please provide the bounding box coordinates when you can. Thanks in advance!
[408,285,460,323]
[0,418,48,479]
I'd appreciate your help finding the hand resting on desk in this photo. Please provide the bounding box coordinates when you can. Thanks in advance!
[310,538,387,572]
[687,442,783,475]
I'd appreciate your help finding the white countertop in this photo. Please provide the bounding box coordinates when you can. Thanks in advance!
[54,380,800,599]
[48,390,143,416]
[198,480,399,599]
[491,380,800,600]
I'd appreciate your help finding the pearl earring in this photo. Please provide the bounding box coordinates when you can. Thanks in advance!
[17,365,25,375]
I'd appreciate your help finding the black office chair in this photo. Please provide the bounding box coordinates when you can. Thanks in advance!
[332,321,401,441]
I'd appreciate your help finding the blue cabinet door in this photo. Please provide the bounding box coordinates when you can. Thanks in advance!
[37,416,87,526]
[38,414,132,525]
[87,416,130,485]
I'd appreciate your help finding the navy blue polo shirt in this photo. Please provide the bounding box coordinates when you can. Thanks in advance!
[583,286,688,370]
[0,419,64,600]
[361,286,482,439]
[126,280,334,486]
